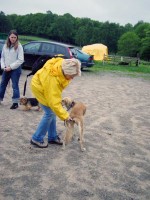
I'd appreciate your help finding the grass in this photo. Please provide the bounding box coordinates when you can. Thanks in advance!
[87,61,150,80]
[89,61,150,73]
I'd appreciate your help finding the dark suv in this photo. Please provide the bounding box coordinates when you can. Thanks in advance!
[22,41,94,70]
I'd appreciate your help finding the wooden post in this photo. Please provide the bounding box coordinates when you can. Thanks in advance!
[103,54,105,65]
[136,53,140,67]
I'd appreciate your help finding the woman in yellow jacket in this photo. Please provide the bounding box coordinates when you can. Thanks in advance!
[30,57,81,148]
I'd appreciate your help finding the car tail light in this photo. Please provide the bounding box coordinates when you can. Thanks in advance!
[67,48,73,58]
[89,56,94,61]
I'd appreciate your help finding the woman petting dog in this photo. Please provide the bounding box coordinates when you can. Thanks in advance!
[30,57,81,148]
[0,30,24,109]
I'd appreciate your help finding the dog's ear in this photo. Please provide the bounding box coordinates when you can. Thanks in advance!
[63,97,72,101]
[61,99,65,105]
[20,96,26,100]
[62,97,69,105]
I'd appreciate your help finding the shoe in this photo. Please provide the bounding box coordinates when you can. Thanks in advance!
[48,136,63,145]
[10,103,18,109]
[30,139,48,148]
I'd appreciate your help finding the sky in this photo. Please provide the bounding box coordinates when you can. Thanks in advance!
[1,0,150,26]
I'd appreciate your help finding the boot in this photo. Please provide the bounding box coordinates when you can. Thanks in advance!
[10,103,18,109]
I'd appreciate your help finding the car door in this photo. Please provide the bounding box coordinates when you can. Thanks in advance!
[23,42,41,69]
[0,40,5,74]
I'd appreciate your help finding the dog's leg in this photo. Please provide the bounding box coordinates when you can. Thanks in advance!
[78,119,86,152]
[62,122,69,150]
[21,105,30,111]
[62,121,74,150]
[62,128,72,150]
[62,129,67,150]
[62,135,66,150]
[67,121,74,143]
[65,121,74,144]
[27,105,32,110]
[37,105,42,111]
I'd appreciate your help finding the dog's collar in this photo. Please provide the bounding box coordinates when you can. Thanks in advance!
[67,101,75,111]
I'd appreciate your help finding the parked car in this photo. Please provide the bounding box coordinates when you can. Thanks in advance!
[0,39,5,74]
[70,48,94,68]
[22,41,94,70]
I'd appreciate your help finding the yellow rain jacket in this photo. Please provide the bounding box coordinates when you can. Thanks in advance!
[31,57,70,120]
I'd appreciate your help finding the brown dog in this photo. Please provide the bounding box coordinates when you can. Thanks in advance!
[62,97,86,151]
[19,96,41,111]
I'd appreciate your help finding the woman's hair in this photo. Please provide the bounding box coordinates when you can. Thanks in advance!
[6,30,19,50]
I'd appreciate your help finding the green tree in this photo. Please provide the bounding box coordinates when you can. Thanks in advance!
[118,32,141,57]
[74,26,87,46]
[124,23,133,32]
[74,18,94,46]
[50,14,75,43]
[2,11,149,59]
[140,28,150,60]
[134,22,150,39]
[43,11,55,38]
[0,11,12,33]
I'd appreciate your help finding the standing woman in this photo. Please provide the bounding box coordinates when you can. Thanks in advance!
[0,30,24,109]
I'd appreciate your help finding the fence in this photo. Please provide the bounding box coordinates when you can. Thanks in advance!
[103,55,140,66]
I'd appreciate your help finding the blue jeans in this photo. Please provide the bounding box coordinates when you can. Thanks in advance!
[0,67,21,103]
[32,104,57,142]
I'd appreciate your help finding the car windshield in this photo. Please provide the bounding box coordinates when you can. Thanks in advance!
[77,49,84,54]
[71,48,88,55]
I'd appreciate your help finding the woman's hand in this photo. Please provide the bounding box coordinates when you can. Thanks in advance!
[64,116,73,127]
[66,116,73,121]
[4,66,12,72]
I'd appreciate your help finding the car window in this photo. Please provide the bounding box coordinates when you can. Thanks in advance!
[23,42,41,53]
[55,45,66,55]
[70,48,78,57]
[41,43,55,53]
[71,48,76,54]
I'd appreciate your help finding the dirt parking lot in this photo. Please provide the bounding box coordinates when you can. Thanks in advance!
[0,69,150,200]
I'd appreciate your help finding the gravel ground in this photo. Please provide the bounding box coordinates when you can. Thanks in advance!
[0,69,150,200]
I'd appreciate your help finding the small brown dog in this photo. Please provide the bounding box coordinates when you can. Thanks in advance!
[19,96,41,111]
[62,97,86,151]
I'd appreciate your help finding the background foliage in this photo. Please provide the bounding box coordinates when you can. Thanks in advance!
[0,11,149,60]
